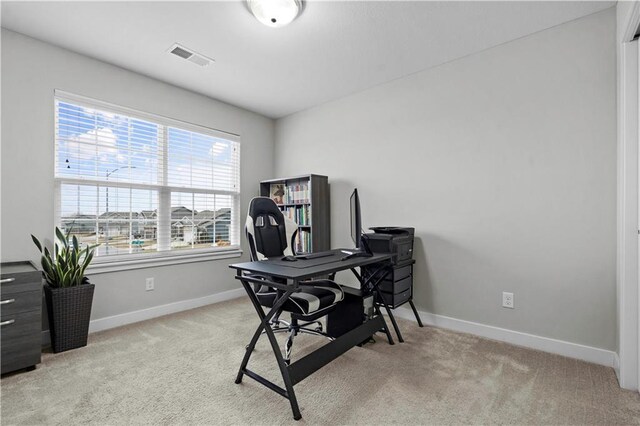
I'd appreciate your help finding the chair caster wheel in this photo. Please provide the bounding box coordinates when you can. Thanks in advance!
[315,327,322,332]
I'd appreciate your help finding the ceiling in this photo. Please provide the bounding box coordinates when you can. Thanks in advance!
[1,1,614,119]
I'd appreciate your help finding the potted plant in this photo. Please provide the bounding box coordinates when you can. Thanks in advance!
[31,227,95,353]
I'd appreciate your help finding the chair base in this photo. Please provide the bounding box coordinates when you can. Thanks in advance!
[283,317,334,365]
[258,315,335,364]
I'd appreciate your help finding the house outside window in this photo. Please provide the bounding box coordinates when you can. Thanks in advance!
[54,91,241,263]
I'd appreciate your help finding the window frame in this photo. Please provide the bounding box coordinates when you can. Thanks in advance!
[53,90,242,272]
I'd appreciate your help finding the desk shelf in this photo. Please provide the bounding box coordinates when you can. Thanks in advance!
[260,174,330,253]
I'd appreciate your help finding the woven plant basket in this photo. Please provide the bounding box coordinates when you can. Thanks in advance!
[44,282,95,353]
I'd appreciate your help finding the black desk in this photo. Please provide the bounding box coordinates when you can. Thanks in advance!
[229,249,395,421]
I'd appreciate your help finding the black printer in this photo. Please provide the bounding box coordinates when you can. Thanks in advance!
[363,227,414,265]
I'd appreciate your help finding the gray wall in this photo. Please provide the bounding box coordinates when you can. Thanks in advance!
[275,9,617,350]
[1,29,274,321]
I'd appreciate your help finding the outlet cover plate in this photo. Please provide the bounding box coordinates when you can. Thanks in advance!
[502,292,514,309]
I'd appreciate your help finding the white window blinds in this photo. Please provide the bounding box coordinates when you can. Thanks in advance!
[54,92,240,260]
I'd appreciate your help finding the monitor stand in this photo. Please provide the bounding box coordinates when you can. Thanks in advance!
[341,237,374,261]
[341,251,372,261]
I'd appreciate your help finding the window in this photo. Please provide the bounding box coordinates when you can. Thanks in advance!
[54,91,240,263]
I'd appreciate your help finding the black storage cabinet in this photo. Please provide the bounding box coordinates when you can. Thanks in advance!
[362,227,416,309]
[374,260,414,308]
[361,227,423,342]
[1,261,42,374]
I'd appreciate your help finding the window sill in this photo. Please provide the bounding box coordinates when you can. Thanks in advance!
[86,249,243,275]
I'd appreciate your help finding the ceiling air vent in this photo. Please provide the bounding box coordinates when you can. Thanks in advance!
[168,43,214,67]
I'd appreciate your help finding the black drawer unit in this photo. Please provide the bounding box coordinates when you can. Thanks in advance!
[378,276,412,308]
[361,257,423,343]
[377,263,412,293]
[366,260,415,309]
[1,261,42,374]
[360,226,423,343]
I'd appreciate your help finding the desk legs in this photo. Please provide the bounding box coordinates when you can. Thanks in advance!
[372,294,395,345]
[373,287,404,343]
[409,300,424,327]
[233,263,402,421]
[235,278,302,420]
[357,264,408,343]
[350,267,395,345]
[378,299,426,342]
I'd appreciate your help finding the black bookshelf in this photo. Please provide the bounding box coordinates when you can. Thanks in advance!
[259,174,330,254]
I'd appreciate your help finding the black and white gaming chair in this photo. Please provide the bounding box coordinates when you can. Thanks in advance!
[245,197,344,363]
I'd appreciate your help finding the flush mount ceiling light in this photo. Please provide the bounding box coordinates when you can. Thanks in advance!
[247,0,302,28]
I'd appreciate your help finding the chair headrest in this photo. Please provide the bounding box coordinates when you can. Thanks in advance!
[247,197,283,221]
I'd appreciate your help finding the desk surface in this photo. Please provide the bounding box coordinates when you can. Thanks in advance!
[229,249,392,280]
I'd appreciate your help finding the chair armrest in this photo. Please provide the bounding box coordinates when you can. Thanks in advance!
[291,228,299,256]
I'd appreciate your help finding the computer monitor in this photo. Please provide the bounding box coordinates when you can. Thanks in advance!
[350,188,361,249]
[342,188,372,261]
[344,188,372,260]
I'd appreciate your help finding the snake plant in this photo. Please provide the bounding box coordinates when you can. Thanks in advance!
[31,227,95,288]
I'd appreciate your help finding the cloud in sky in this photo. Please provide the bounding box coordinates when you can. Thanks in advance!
[62,127,118,162]
[209,141,228,157]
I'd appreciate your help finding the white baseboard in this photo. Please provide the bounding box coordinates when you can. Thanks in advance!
[393,305,617,368]
[39,289,616,369]
[42,288,246,345]
[88,288,246,333]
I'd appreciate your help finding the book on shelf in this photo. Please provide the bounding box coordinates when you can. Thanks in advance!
[283,182,310,204]
[269,183,285,205]
[281,205,311,226]
[295,229,312,254]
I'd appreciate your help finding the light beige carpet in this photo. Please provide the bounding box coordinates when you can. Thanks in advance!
[1,297,639,425]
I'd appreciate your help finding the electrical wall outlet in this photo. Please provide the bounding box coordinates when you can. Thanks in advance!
[502,292,514,309]
[145,277,155,291]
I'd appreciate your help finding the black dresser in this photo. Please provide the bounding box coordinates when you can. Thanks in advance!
[1,261,42,374]
[374,259,415,308]
[361,226,424,343]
